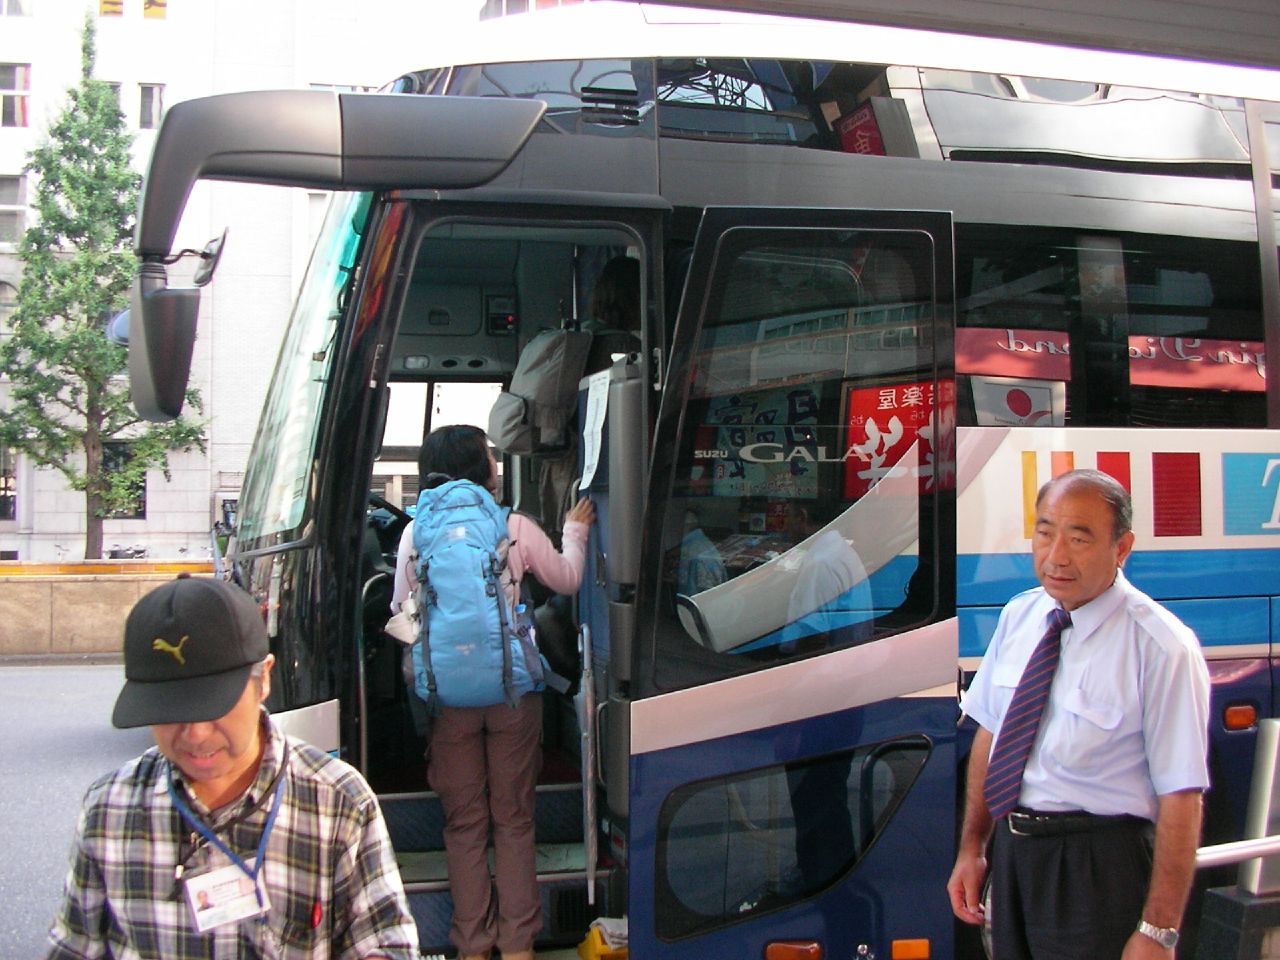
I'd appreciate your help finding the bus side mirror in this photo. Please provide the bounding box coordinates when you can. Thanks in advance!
[192,228,227,288]
[128,260,199,421]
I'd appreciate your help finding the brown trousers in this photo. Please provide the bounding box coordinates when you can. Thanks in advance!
[428,692,543,955]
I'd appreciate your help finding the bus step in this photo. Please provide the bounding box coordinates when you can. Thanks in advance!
[398,841,588,887]
[382,782,584,852]
[405,855,606,955]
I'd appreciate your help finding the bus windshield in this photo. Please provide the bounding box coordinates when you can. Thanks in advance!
[237,191,372,546]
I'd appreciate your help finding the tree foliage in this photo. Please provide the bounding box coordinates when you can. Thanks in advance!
[0,16,204,559]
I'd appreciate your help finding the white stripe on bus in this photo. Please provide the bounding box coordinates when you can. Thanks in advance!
[632,619,955,755]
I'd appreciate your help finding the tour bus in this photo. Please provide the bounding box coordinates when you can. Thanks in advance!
[125,4,1280,956]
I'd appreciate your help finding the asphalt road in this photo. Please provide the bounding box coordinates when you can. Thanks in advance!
[0,662,152,959]
[0,662,586,960]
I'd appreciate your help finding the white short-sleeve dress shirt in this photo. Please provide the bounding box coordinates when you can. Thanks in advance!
[962,571,1210,822]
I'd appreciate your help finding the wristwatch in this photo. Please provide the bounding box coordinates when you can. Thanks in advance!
[1136,919,1179,949]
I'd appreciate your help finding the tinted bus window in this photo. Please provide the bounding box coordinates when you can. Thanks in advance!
[446,58,654,133]
[237,192,372,545]
[652,226,944,689]
[955,225,1264,427]
[655,736,930,939]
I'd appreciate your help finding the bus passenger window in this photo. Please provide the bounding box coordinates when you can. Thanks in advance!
[955,225,1264,428]
[653,227,946,684]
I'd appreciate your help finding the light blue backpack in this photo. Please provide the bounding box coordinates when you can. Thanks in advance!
[410,479,544,710]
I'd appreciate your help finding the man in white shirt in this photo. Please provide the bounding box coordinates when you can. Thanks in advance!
[784,500,871,643]
[947,469,1209,959]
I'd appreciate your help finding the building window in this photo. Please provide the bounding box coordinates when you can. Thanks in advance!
[143,0,166,18]
[0,447,14,522]
[0,64,30,128]
[139,83,163,128]
[0,178,24,243]
[0,281,15,325]
[98,0,122,15]
[103,441,146,519]
[2,0,29,16]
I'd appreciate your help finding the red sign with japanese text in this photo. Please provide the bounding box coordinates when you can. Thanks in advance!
[835,103,886,156]
[844,380,954,497]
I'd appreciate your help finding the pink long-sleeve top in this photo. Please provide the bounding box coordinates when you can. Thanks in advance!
[391,511,589,613]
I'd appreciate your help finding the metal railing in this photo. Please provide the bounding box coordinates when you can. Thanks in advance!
[1228,719,1280,895]
[1196,834,1280,872]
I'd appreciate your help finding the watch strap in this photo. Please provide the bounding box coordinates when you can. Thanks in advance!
[1136,919,1179,948]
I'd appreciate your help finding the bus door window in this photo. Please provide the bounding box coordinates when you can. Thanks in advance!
[653,223,947,686]
[655,736,930,938]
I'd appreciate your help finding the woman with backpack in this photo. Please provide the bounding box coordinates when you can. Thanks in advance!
[390,423,594,960]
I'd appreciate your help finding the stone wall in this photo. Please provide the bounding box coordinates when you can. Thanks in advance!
[0,564,214,657]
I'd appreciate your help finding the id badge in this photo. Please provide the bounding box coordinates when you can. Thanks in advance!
[183,855,271,933]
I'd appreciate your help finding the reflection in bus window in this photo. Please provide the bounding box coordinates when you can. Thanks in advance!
[655,737,930,940]
[447,59,654,135]
[955,226,1264,427]
[656,228,943,679]
[657,59,825,146]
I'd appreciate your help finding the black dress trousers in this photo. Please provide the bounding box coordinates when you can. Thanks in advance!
[990,815,1154,959]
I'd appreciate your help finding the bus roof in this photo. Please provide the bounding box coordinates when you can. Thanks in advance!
[660,0,1280,74]
[418,1,1280,103]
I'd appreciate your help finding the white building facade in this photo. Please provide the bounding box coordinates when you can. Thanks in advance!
[0,0,470,560]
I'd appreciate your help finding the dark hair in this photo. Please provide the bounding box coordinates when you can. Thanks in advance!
[1036,468,1133,541]
[590,255,640,331]
[419,424,491,490]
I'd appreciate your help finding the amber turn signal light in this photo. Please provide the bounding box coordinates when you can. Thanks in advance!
[764,942,822,960]
[892,939,931,959]
[1223,703,1257,731]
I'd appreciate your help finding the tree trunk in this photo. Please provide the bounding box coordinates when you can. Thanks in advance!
[83,418,104,561]
[84,493,103,560]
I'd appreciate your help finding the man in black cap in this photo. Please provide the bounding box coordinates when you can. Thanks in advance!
[46,575,419,959]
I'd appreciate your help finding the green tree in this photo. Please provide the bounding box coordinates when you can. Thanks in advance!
[0,16,204,560]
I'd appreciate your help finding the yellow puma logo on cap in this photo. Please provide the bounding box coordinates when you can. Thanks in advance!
[152,635,188,666]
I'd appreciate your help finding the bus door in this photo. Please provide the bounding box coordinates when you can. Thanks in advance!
[623,208,959,958]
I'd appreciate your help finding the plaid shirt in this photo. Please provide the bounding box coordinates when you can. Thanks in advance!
[46,714,419,959]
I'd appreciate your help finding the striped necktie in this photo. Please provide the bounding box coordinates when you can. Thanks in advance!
[983,607,1072,820]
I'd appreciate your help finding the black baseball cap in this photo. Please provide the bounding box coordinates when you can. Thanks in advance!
[112,576,270,729]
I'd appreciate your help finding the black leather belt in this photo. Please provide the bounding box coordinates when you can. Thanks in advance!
[1006,808,1150,837]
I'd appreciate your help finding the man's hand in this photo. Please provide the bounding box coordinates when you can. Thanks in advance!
[947,850,988,925]
[1120,790,1200,960]
[950,725,995,926]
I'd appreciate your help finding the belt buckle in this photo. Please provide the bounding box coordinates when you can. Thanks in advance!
[1007,812,1032,836]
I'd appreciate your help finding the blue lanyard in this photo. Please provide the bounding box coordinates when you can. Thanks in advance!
[168,765,286,908]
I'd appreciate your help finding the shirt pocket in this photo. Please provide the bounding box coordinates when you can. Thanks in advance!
[992,662,1023,689]
[987,661,1023,714]
[260,891,329,960]
[1053,686,1123,768]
